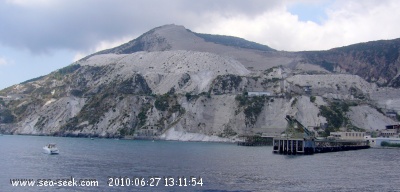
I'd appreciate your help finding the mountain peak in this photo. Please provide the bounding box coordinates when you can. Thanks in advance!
[86,24,275,60]
[153,24,187,31]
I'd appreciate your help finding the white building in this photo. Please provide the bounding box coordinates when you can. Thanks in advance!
[380,129,398,138]
[248,91,271,97]
[364,136,400,147]
[330,132,366,140]
[380,124,400,138]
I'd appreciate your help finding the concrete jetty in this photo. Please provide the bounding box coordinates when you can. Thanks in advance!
[272,137,370,155]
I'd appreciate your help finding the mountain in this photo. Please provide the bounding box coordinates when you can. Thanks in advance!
[90,24,275,55]
[86,24,296,71]
[0,24,399,140]
[302,38,400,87]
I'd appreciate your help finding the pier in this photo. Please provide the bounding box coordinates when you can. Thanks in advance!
[272,138,370,155]
[272,115,370,155]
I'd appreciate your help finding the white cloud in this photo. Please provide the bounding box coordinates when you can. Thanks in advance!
[2,0,400,54]
[5,0,54,7]
[0,57,9,66]
[194,0,400,51]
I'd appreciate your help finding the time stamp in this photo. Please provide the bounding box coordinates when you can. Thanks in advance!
[108,176,203,187]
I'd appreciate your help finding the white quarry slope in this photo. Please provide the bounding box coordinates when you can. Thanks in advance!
[99,24,299,71]
[370,87,400,111]
[4,24,400,140]
[253,97,293,131]
[178,95,239,135]
[255,96,327,132]
[149,24,206,51]
[159,95,329,141]
[18,97,86,134]
[294,63,330,73]
[347,105,397,130]
[287,74,377,92]
[294,96,327,128]
[78,50,250,94]
[161,25,299,67]
[160,127,234,142]
[286,74,379,100]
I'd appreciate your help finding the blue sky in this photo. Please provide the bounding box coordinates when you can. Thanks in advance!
[0,46,75,89]
[287,1,333,24]
[1,0,400,90]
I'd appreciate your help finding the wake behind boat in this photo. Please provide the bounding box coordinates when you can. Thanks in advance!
[43,143,59,155]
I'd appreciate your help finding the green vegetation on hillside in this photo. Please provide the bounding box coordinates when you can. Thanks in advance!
[58,64,81,75]
[235,94,268,126]
[0,109,15,123]
[34,116,48,131]
[20,75,46,84]
[52,64,81,80]
[118,75,152,95]
[212,74,243,94]
[118,126,135,136]
[318,101,359,135]
[319,102,347,129]
[381,141,400,147]
[155,94,169,111]
[138,103,151,128]
[310,96,316,103]
[155,94,184,113]
[79,91,115,125]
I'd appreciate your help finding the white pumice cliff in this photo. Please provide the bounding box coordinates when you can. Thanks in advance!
[1,24,399,140]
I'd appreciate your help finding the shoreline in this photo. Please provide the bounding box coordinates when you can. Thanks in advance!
[0,132,240,144]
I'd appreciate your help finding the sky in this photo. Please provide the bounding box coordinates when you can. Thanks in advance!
[1,0,400,90]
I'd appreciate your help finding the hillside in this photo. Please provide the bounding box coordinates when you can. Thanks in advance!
[0,24,399,140]
[302,38,400,87]
[87,24,297,71]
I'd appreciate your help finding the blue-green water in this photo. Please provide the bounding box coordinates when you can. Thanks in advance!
[1,135,400,192]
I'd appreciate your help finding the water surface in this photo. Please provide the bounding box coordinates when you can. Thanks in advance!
[1,135,399,191]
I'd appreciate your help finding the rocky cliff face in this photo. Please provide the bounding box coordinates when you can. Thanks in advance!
[302,39,400,87]
[0,24,399,140]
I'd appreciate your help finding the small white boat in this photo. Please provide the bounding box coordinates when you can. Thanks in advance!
[43,143,59,155]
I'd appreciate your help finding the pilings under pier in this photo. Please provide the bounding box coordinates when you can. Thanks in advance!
[273,137,370,155]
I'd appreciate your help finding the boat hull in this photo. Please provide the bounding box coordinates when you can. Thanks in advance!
[43,147,59,155]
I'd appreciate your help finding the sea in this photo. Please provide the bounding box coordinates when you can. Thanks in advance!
[1,135,399,192]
